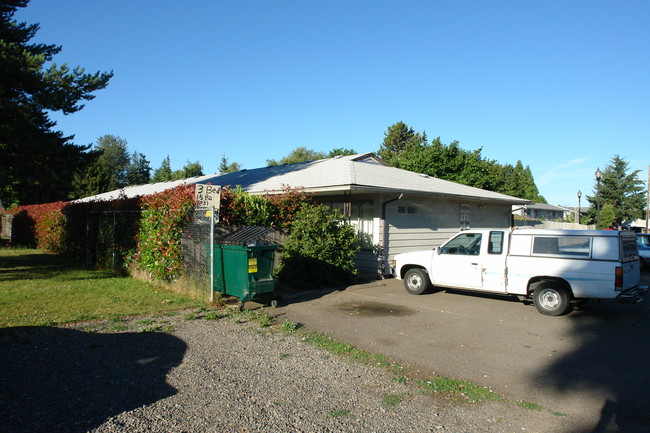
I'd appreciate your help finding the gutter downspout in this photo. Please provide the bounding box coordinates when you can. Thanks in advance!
[379,193,403,277]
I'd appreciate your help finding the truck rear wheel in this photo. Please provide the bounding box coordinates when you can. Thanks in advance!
[403,268,431,295]
[533,282,573,316]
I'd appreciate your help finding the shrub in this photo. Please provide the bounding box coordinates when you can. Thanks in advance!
[277,204,358,289]
[10,202,67,252]
[220,185,313,230]
[132,185,195,280]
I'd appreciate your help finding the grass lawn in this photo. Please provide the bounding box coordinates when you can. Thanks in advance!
[0,249,206,328]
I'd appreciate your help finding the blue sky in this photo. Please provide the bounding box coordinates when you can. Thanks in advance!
[16,0,649,207]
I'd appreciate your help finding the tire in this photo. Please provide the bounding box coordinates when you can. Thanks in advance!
[532,282,573,316]
[640,257,647,271]
[403,268,431,295]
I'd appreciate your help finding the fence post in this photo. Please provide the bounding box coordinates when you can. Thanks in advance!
[210,205,214,303]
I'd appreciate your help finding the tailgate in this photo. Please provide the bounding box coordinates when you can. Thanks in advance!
[621,233,641,290]
[622,261,641,290]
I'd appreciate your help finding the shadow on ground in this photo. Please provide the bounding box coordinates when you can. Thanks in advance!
[0,326,186,433]
[537,288,650,433]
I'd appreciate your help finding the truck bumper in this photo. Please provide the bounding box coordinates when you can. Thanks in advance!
[617,286,648,304]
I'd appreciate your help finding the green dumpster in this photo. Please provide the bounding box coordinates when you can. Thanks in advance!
[212,244,277,310]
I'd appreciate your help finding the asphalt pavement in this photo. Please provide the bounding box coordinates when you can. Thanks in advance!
[273,272,650,433]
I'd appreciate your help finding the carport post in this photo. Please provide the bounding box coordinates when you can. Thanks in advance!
[380,193,403,275]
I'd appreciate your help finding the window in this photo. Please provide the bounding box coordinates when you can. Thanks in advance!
[326,200,374,250]
[532,236,590,257]
[460,204,470,230]
[398,206,416,214]
[488,231,504,254]
[441,233,482,255]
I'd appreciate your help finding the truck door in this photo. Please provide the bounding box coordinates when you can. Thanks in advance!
[434,232,483,289]
[480,231,507,292]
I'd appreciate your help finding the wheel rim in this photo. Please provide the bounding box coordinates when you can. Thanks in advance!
[407,274,422,291]
[539,289,560,310]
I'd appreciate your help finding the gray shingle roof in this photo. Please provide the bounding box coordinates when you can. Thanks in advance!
[75,153,530,205]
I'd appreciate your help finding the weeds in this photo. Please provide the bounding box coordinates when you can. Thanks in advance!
[238,308,275,327]
[382,393,404,408]
[516,400,543,411]
[280,318,298,331]
[418,376,504,403]
[204,311,221,321]
[328,409,351,418]
[184,312,199,320]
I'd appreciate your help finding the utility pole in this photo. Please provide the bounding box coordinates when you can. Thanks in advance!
[646,165,649,234]
[645,165,650,234]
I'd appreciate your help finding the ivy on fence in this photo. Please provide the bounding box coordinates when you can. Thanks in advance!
[133,185,196,281]
[10,202,67,252]
[9,183,360,287]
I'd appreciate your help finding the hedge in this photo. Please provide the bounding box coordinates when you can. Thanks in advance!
[9,184,359,286]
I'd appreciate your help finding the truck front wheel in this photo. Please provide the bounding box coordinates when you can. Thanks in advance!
[532,282,573,316]
[404,268,431,295]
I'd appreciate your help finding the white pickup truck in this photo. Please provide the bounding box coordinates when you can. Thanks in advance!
[392,228,647,316]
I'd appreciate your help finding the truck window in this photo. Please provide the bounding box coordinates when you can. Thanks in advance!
[532,236,591,257]
[622,236,639,262]
[488,231,504,254]
[441,233,482,255]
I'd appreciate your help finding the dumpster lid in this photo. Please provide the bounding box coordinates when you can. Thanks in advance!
[218,226,274,246]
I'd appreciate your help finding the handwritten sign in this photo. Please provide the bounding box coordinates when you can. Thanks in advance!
[195,184,221,208]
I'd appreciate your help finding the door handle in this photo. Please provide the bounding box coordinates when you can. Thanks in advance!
[471,263,478,266]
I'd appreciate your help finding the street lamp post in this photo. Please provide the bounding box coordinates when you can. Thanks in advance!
[577,190,582,224]
[595,169,603,229]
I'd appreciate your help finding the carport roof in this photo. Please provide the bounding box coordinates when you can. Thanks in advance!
[75,153,530,204]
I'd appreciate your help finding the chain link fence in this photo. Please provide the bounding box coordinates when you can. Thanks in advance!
[80,210,142,271]
[39,208,286,298]
[182,209,285,298]
[181,209,214,295]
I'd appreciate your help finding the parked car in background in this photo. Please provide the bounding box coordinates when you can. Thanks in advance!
[637,234,650,247]
[637,240,650,271]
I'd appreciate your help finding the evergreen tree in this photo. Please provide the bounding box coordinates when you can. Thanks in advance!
[125,151,151,185]
[378,121,427,166]
[94,135,130,189]
[152,156,173,182]
[71,154,112,198]
[218,154,242,173]
[0,0,113,205]
[586,155,646,227]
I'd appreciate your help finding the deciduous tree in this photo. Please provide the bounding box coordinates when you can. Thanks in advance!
[377,122,546,202]
[266,147,326,166]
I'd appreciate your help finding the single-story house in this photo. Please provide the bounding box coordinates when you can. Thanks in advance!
[512,202,568,221]
[78,153,530,276]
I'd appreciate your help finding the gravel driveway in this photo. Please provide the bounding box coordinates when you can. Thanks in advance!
[1,309,564,433]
